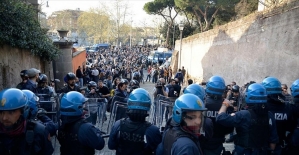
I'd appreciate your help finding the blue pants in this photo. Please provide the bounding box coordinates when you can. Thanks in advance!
[79,78,83,87]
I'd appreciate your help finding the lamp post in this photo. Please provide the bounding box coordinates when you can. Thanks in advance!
[130,20,133,51]
[179,22,184,69]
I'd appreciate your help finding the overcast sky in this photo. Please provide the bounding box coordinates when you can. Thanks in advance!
[40,0,162,27]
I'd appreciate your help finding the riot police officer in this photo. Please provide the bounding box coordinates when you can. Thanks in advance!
[201,75,234,155]
[16,70,28,89]
[85,81,102,125]
[225,85,240,143]
[108,88,162,155]
[57,72,81,93]
[58,91,105,155]
[288,79,299,154]
[22,68,40,93]
[22,90,57,136]
[0,88,54,155]
[262,77,297,154]
[156,94,207,155]
[183,83,206,101]
[183,84,214,141]
[217,83,279,154]
[37,74,54,99]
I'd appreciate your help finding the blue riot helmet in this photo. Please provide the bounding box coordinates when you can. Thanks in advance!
[206,75,226,96]
[0,88,29,119]
[88,81,97,90]
[262,77,282,95]
[291,79,299,97]
[245,83,268,104]
[183,84,206,101]
[60,91,88,116]
[22,90,39,118]
[127,88,151,111]
[173,94,207,124]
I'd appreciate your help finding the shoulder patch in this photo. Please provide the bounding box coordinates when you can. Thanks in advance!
[197,100,202,107]
[1,98,6,106]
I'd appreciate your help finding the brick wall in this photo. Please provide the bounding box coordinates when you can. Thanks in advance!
[72,49,86,74]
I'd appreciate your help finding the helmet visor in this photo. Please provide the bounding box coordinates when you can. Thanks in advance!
[181,110,205,137]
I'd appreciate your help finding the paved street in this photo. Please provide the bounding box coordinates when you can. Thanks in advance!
[53,71,234,155]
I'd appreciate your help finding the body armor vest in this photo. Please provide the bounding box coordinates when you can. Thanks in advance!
[117,118,151,155]
[205,97,234,138]
[235,110,269,148]
[58,120,95,155]
[267,101,291,145]
[163,127,203,155]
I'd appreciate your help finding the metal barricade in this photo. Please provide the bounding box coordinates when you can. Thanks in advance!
[85,98,107,130]
[149,95,176,128]
[37,94,59,123]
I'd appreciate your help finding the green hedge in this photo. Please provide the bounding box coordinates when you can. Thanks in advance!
[0,0,60,61]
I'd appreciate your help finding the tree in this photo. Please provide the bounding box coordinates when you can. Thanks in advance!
[160,22,196,46]
[100,0,132,46]
[175,0,240,32]
[235,0,258,19]
[144,0,181,47]
[77,9,110,44]
[0,0,60,61]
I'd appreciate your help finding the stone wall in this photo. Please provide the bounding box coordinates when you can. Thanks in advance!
[175,1,299,87]
[0,44,52,90]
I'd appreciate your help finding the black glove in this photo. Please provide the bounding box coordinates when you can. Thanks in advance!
[37,108,47,118]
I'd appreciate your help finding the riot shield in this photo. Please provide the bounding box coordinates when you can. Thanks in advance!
[85,98,107,130]
[113,102,127,122]
[106,96,127,133]
[109,95,127,113]
[149,95,177,128]
[156,96,176,128]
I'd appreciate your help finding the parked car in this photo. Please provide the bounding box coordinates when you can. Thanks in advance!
[88,43,110,53]
[159,57,171,69]
[153,52,172,64]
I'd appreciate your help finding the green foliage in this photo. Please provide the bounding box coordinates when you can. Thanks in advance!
[144,0,181,46]
[0,0,60,61]
[160,22,196,46]
[144,0,176,15]
[175,0,240,32]
[235,0,258,19]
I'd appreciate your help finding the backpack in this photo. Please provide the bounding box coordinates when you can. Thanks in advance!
[134,72,140,79]
[177,72,183,80]
[154,70,158,76]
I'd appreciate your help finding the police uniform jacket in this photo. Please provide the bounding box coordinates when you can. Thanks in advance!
[156,126,202,155]
[108,118,162,154]
[216,110,279,148]
[0,121,54,155]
